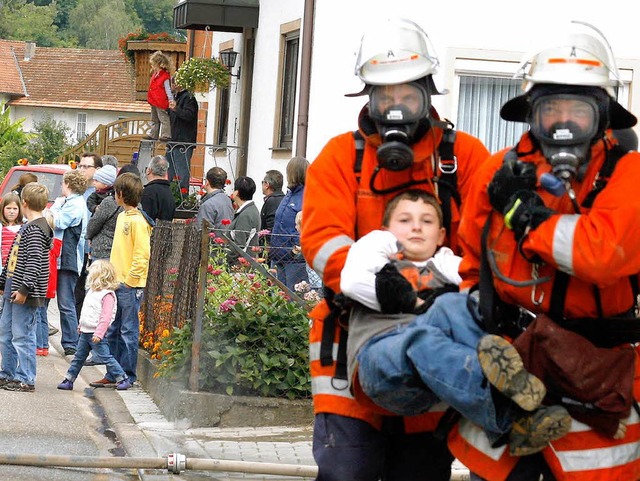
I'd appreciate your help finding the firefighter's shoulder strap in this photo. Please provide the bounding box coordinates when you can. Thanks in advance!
[352,126,459,232]
[319,287,351,385]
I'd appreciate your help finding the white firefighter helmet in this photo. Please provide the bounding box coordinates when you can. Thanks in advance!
[501,21,636,130]
[518,21,621,96]
[354,18,439,86]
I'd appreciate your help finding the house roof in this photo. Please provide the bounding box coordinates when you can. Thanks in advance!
[2,40,150,113]
[0,40,26,96]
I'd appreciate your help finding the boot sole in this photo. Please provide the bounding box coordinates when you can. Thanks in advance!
[510,406,572,456]
[477,335,546,411]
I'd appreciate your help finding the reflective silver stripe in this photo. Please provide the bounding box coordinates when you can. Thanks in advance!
[555,443,640,472]
[552,215,579,275]
[312,376,353,398]
[457,419,508,461]
[309,341,338,362]
[313,235,354,276]
[553,410,640,471]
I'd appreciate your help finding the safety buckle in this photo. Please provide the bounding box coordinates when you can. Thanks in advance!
[439,156,458,174]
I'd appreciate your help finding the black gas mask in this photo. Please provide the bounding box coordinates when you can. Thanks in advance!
[369,82,431,171]
[530,93,602,182]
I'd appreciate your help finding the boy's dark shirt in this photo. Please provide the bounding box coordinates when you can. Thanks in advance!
[0,217,52,307]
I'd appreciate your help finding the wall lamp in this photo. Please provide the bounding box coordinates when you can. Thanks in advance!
[220,50,241,79]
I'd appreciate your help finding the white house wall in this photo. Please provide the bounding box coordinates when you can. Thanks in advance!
[206,31,245,180]
[10,105,140,145]
[244,0,304,193]
[204,0,640,210]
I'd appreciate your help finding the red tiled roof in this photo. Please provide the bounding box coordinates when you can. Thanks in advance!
[3,41,149,113]
[0,40,27,95]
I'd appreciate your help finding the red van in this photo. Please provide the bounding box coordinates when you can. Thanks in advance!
[0,164,71,203]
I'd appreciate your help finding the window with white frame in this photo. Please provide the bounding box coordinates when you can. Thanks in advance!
[76,112,87,141]
[451,54,633,154]
[278,31,299,150]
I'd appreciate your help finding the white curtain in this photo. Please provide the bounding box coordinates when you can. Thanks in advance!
[456,76,528,154]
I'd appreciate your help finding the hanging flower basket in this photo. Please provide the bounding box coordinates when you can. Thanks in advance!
[174,57,231,94]
[193,81,211,93]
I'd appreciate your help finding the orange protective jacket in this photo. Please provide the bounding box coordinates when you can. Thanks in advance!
[450,131,640,481]
[301,107,489,430]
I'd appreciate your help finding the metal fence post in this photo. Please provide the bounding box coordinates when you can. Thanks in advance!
[189,220,210,392]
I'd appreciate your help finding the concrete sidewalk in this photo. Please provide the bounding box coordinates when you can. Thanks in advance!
[47,302,470,481]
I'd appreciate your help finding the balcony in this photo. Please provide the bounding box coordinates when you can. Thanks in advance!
[173,0,259,32]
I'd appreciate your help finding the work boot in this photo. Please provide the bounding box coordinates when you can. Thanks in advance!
[509,405,572,456]
[477,334,546,411]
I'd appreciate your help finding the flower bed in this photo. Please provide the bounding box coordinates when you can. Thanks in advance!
[150,233,315,399]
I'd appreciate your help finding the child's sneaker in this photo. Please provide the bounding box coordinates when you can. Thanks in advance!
[509,405,572,456]
[477,334,546,411]
[116,378,132,391]
[57,379,74,390]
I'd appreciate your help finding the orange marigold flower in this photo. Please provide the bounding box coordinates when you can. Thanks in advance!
[161,329,170,338]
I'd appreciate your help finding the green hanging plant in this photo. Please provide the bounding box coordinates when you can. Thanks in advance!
[174,57,231,94]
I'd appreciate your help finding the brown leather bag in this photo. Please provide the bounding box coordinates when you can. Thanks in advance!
[512,313,636,437]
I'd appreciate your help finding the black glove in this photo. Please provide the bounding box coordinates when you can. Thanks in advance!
[503,191,554,242]
[488,157,537,213]
[414,284,460,314]
[375,263,417,314]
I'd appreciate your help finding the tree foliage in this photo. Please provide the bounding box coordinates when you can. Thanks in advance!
[0,103,31,178]
[1,0,177,49]
[0,1,63,47]
[25,116,72,164]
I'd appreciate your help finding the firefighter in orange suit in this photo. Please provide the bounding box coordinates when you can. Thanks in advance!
[301,18,489,481]
[446,21,640,481]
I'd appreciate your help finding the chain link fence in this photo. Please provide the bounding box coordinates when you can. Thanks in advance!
[140,221,322,396]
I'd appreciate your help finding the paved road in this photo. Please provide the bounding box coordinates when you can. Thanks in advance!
[1,302,470,481]
[0,335,137,480]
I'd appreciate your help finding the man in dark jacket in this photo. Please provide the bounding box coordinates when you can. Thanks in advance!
[168,77,198,192]
[259,169,284,248]
[141,155,175,222]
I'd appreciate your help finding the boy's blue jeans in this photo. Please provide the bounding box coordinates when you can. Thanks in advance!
[0,300,37,385]
[357,292,516,441]
[106,284,143,383]
[65,332,126,382]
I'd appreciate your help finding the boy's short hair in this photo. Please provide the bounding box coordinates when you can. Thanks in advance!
[114,172,144,207]
[382,190,444,228]
[21,183,49,212]
[63,170,89,195]
[233,176,256,201]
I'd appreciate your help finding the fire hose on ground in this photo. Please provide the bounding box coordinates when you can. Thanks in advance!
[0,452,470,479]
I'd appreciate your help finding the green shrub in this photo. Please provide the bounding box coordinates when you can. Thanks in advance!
[155,235,313,399]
